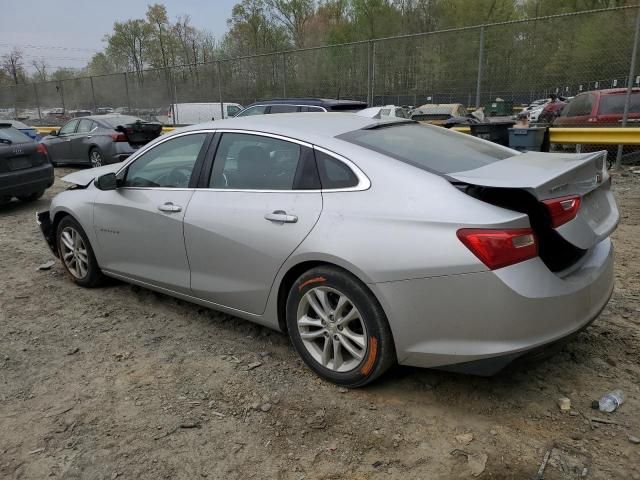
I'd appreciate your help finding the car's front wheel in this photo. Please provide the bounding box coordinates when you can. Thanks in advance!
[89,148,104,168]
[56,216,104,287]
[286,266,395,387]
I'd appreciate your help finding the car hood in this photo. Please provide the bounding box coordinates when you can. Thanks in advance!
[62,163,121,186]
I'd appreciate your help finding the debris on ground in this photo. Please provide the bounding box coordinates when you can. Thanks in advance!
[37,260,56,271]
[455,433,474,445]
[557,397,571,411]
[451,449,487,477]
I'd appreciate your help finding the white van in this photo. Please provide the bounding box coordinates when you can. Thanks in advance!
[166,102,243,125]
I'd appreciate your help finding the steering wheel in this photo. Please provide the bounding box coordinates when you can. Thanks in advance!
[166,166,191,188]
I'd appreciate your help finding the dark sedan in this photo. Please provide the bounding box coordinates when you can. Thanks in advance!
[0,124,53,204]
[41,114,162,167]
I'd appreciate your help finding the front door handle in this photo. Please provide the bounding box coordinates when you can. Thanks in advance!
[264,210,298,223]
[157,202,182,213]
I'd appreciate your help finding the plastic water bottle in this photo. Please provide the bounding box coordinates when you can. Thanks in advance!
[598,389,625,413]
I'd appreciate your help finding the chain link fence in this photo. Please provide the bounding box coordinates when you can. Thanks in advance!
[0,5,638,126]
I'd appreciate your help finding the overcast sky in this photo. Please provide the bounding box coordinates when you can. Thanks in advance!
[0,0,238,72]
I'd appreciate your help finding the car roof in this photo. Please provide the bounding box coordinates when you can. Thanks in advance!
[581,88,640,96]
[175,112,409,145]
[0,119,29,128]
[245,98,368,107]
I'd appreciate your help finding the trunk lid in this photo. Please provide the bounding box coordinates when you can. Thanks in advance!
[0,142,45,173]
[449,150,618,253]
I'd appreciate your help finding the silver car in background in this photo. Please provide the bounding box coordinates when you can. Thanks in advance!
[37,114,618,387]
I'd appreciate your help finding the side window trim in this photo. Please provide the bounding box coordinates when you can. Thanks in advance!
[116,131,213,190]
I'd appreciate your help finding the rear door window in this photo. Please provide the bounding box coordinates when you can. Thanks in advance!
[598,93,640,115]
[269,105,299,114]
[77,119,95,133]
[210,133,302,190]
[338,123,512,175]
[300,106,325,112]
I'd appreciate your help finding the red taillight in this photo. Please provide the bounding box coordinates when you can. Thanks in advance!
[110,132,127,142]
[457,228,538,270]
[542,195,581,228]
[36,143,48,156]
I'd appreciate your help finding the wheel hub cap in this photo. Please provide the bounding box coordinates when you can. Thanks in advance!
[60,226,89,279]
[296,286,368,373]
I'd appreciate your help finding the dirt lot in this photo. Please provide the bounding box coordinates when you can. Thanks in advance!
[1,167,639,480]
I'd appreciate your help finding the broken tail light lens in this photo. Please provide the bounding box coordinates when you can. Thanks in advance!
[457,228,538,270]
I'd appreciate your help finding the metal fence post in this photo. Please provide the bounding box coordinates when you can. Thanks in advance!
[217,61,224,119]
[90,76,97,112]
[58,81,66,113]
[475,26,485,108]
[282,53,287,97]
[367,41,374,106]
[615,7,640,169]
[123,72,131,114]
[12,85,18,120]
[33,83,41,120]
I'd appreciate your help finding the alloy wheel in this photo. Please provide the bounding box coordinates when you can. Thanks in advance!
[59,226,89,279]
[90,150,103,167]
[296,286,368,372]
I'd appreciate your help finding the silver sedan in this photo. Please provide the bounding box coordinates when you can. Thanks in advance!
[37,114,618,387]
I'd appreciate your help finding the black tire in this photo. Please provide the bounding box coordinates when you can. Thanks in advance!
[56,216,105,288]
[0,195,11,205]
[286,266,395,387]
[17,190,44,202]
[89,148,104,168]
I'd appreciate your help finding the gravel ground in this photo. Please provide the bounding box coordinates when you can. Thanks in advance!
[1,167,639,480]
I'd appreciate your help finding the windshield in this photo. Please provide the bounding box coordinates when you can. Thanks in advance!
[338,123,514,174]
[0,126,32,144]
[101,115,143,128]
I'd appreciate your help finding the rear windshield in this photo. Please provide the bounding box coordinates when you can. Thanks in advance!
[338,123,513,174]
[598,93,640,115]
[100,115,142,128]
[0,126,31,144]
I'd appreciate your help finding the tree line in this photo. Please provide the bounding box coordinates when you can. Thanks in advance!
[1,0,635,109]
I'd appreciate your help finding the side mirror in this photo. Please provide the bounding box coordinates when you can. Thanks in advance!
[50,129,58,136]
[95,172,118,190]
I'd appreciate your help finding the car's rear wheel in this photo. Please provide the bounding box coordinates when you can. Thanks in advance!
[17,191,44,202]
[56,216,104,287]
[89,148,103,168]
[286,266,395,387]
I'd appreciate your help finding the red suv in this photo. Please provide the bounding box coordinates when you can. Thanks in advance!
[554,88,640,126]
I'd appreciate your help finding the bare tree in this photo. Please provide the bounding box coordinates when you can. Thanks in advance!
[2,48,25,84]
[267,0,315,48]
[31,59,49,82]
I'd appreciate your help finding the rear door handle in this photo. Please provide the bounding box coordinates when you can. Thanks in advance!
[157,202,182,213]
[264,210,298,223]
